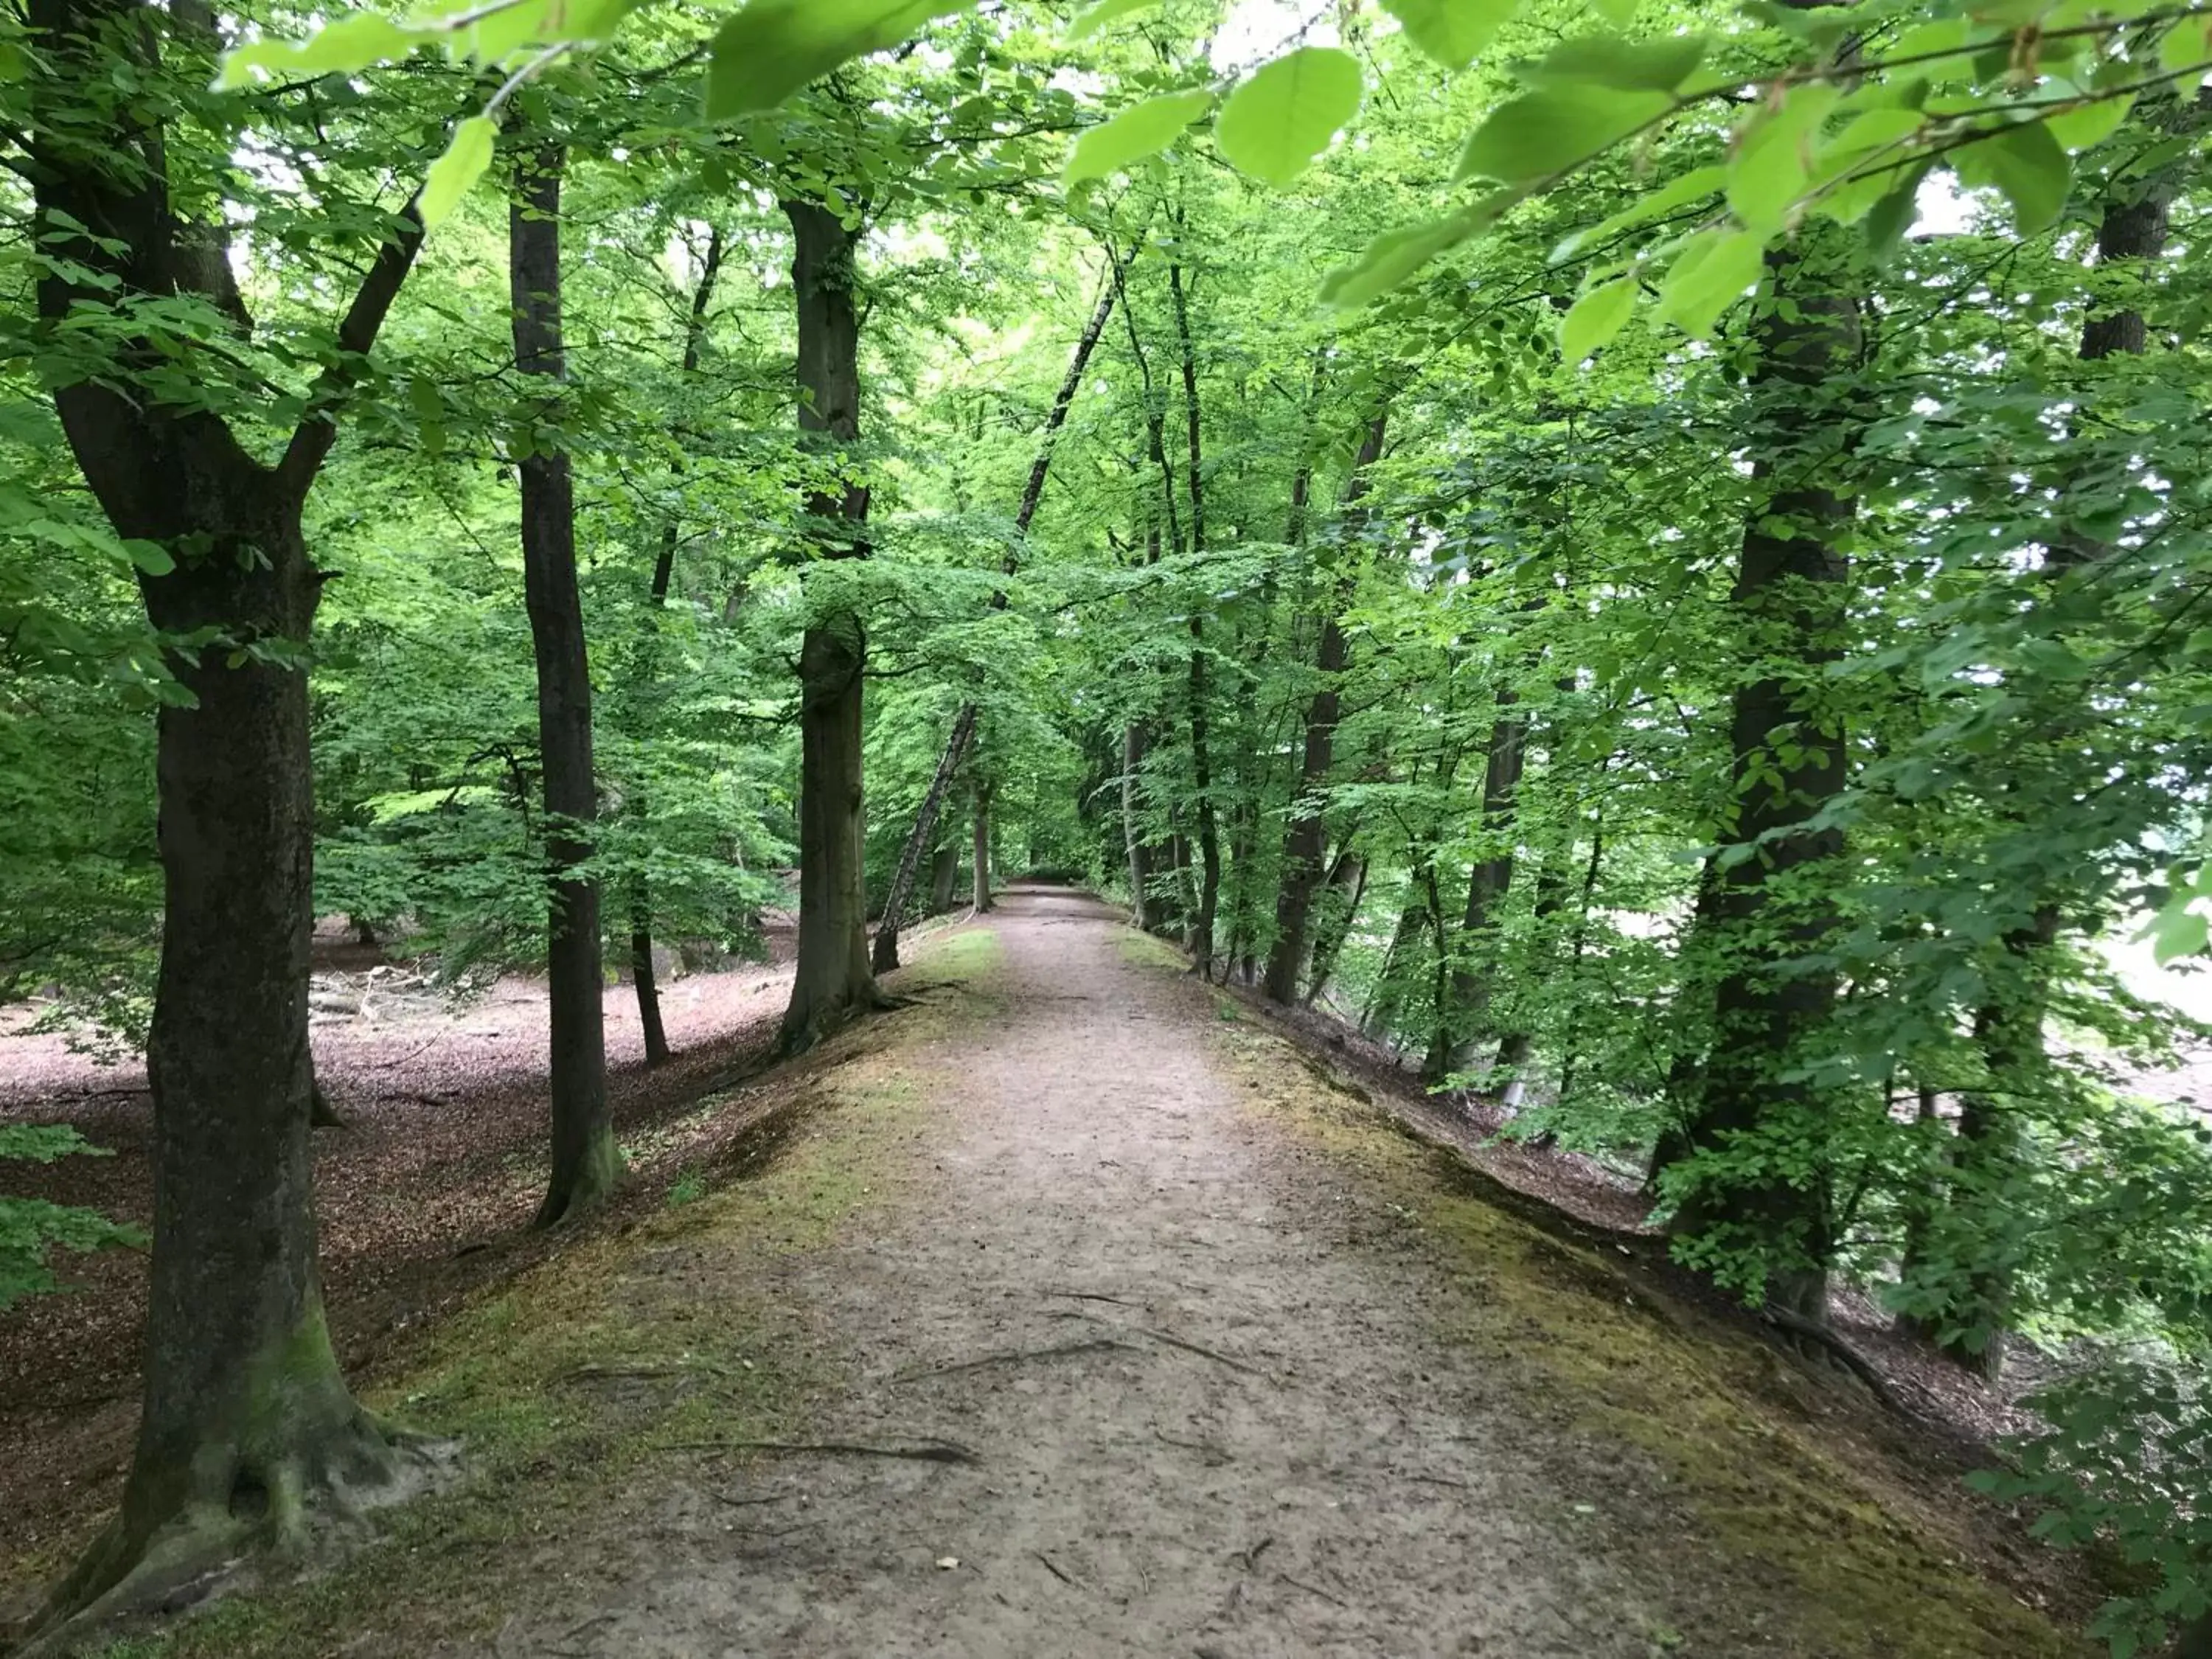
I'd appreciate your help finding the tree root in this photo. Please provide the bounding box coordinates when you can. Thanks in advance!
[673,1437,978,1464]
[1759,1304,1921,1421]
[887,1338,1130,1384]
[21,1413,453,1657]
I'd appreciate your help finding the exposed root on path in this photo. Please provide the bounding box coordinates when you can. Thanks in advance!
[675,1439,978,1465]
[886,1338,1130,1385]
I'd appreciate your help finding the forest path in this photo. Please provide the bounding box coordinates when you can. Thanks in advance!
[438,886,2074,1659]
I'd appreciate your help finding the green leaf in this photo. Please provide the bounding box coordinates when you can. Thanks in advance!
[1551,162,1724,260]
[1065,89,1213,184]
[1727,83,1837,232]
[1862,163,1930,261]
[420,115,497,230]
[1652,227,1764,337]
[2046,88,2134,153]
[1455,85,1671,184]
[215,13,433,88]
[121,539,174,576]
[705,0,975,121]
[1068,0,1163,39]
[1377,0,1521,71]
[1951,120,2071,236]
[1524,31,1708,93]
[1562,275,1638,361]
[1318,190,1521,308]
[1215,46,1365,186]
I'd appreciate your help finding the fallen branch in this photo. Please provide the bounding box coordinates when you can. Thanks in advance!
[888,1338,1130,1385]
[1032,1551,1083,1589]
[1124,1323,1266,1377]
[1043,1287,1136,1307]
[672,1438,979,1465]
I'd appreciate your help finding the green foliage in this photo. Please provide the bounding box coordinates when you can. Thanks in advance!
[0,1126,142,1310]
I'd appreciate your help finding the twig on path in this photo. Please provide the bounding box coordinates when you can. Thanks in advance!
[709,1490,788,1508]
[368,1029,447,1071]
[1235,1536,1274,1573]
[671,1438,979,1465]
[1154,1430,1231,1466]
[1124,1323,1267,1377]
[1033,1550,1085,1589]
[1279,1572,1348,1609]
[888,1338,1130,1385]
[1407,1472,1469,1489]
[1043,1287,1137,1307]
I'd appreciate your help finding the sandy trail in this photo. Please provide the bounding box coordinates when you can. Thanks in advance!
[477,887,1675,1658]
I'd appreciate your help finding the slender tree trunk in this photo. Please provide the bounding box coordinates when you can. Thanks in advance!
[972,783,994,912]
[1425,689,1526,1083]
[25,0,431,1616]
[873,252,1130,970]
[929,840,961,914]
[779,198,880,1051]
[1652,231,1863,1324]
[628,225,724,1068]
[1265,412,1386,1003]
[1166,245,1219,976]
[1302,845,1368,1007]
[512,144,616,1228]
[1121,723,1152,928]
[1363,890,1431,1043]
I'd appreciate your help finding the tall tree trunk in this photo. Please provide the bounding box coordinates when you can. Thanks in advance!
[872,252,1130,970]
[1264,412,1386,1004]
[1166,246,1219,975]
[1425,689,1527,1083]
[779,198,878,1051]
[26,0,430,1619]
[1302,845,1368,1008]
[1651,230,1863,1324]
[1122,723,1152,929]
[512,144,616,1228]
[1925,154,2180,1377]
[972,782,994,912]
[628,225,725,1068]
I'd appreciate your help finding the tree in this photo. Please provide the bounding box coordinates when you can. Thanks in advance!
[511,135,618,1227]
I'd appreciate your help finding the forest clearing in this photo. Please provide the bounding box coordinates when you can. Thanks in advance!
[7,0,2212,1652]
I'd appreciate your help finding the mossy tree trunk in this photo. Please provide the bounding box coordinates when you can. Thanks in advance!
[26,0,430,1622]
[779,197,880,1052]
[512,142,617,1228]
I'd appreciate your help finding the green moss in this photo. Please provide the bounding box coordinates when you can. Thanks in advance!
[1116,928,1184,972]
[1214,1020,2087,1659]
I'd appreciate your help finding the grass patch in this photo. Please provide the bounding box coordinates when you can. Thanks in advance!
[1115,928,1185,973]
[1208,1017,2085,1659]
[84,1023,964,1659]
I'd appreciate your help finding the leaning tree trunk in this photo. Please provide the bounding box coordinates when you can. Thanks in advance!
[512,143,616,1228]
[1651,227,1863,1325]
[872,252,1131,970]
[628,224,724,1068]
[1264,412,1387,1004]
[929,839,961,914]
[779,197,879,1052]
[24,0,432,1622]
[1302,845,1368,1009]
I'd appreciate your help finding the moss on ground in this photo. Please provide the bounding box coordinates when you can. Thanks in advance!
[1181,982,2084,1659]
[81,939,1004,1659]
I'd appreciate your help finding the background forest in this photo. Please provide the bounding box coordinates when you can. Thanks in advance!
[7,0,2212,1650]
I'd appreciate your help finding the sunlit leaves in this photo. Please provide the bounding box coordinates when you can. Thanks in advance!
[1952,120,2072,236]
[216,13,432,87]
[1065,89,1212,184]
[1455,84,1670,184]
[1377,0,1522,71]
[1561,275,1637,361]
[1214,47,1364,187]
[1652,227,1763,337]
[705,0,975,121]
[1523,31,1706,93]
[1318,190,1522,308]
[420,116,496,229]
[1067,0,1164,39]
[1727,83,1838,232]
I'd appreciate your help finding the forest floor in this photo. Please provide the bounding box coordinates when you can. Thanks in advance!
[3,887,2111,1657]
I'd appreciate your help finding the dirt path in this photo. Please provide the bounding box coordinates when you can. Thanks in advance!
[435,888,2081,1659]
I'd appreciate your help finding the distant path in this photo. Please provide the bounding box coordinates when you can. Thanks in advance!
[471,886,2070,1658]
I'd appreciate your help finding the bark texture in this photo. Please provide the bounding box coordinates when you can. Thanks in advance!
[1263,413,1386,1004]
[1425,690,1527,1083]
[512,144,616,1228]
[25,0,431,1623]
[779,198,878,1051]
[1652,234,1863,1324]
